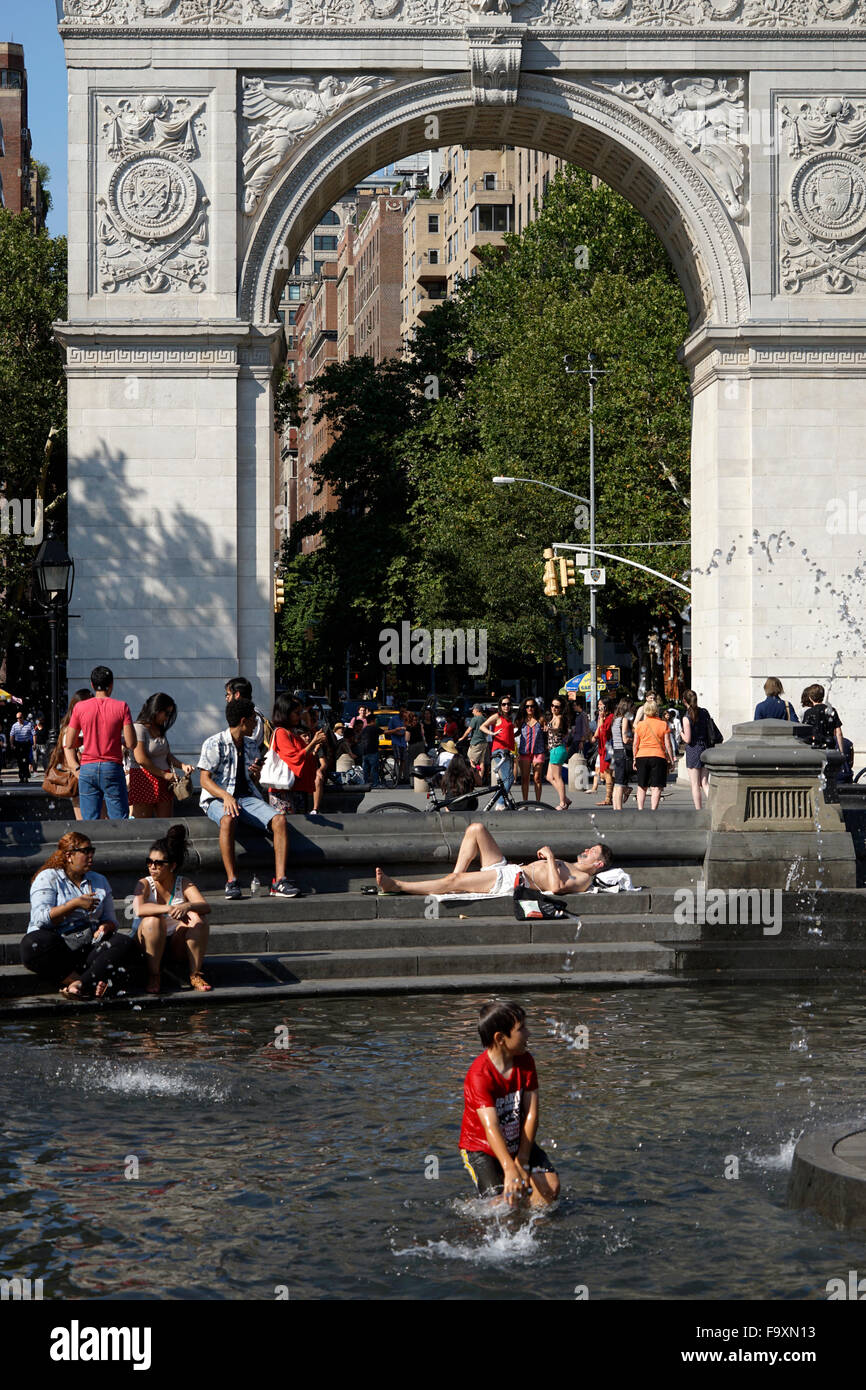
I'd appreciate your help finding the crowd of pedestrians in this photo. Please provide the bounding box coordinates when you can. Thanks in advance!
[6,664,858,1007]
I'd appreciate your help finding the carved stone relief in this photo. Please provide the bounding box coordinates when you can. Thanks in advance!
[58,0,866,26]
[96,94,209,294]
[242,75,393,213]
[467,26,525,104]
[778,97,866,294]
[595,77,747,223]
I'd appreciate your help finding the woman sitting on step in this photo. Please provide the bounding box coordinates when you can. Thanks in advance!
[132,824,212,995]
[22,831,143,1000]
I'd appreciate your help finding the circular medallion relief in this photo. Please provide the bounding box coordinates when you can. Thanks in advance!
[791,152,866,241]
[108,151,198,241]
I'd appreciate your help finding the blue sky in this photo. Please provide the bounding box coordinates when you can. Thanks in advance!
[5,2,68,236]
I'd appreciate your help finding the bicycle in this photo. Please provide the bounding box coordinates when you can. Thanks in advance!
[362,761,548,814]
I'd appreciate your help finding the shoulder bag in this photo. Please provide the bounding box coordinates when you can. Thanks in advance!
[43,740,79,799]
[259,730,296,790]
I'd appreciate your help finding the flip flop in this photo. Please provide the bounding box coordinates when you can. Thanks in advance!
[361,886,378,895]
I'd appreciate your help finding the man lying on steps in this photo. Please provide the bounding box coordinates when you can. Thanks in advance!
[375,821,613,898]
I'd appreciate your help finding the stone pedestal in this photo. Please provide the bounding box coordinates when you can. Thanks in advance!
[702,720,856,889]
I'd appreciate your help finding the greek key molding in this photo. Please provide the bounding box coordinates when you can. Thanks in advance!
[58,0,866,28]
[778,94,866,295]
[94,94,210,296]
[65,345,238,367]
[689,342,866,392]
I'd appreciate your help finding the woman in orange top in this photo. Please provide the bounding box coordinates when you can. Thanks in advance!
[268,693,328,815]
[632,696,675,812]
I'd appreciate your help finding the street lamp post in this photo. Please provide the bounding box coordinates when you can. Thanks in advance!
[565,352,602,719]
[31,525,75,747]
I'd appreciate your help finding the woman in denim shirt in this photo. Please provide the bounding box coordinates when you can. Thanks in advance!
[22,831,143,999]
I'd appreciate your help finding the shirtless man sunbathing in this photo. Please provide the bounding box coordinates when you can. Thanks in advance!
[375,821,613,898]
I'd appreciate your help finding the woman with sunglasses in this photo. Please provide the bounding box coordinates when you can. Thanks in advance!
[132,824,212,995]
[22,831,142,999]
[479,696,517,808]
[517,697,548,804]
[545,697,572,811]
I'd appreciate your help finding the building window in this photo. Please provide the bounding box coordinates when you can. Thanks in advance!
[484,172,496,190]
[313,260,325,274]
[428,248,439,265]
[314,235,338,251]
[474,204,511,233]
[288,285,301,300]
[292,257,303,275]
[319,209,340,225]
[427,213,439,233]
[463,177,468,201]
[0,70,23,88]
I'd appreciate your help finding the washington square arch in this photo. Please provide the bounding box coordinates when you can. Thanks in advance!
[54,0,866,749]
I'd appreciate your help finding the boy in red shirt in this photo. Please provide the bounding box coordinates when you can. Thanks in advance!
[459,1000,560,1207]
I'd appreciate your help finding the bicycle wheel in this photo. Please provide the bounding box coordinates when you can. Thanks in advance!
[511,799,551,812]
[362,802,422,814]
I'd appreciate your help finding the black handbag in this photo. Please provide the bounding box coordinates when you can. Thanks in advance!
[512,872,579,921]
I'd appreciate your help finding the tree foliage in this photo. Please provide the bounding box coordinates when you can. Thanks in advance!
[0,211,68,691]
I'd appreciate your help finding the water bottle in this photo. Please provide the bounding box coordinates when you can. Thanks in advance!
[250,873,261,897]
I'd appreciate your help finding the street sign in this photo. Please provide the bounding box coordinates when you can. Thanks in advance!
[583,567,606,586]
[573,551,590,566]
[565,670,613,694]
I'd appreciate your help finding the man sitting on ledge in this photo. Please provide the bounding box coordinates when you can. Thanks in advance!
[375,822,612,898]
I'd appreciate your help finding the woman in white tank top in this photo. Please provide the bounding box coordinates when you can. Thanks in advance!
[132,824,212,995]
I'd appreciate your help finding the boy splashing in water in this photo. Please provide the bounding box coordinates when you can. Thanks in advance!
[460,1000,560,1208]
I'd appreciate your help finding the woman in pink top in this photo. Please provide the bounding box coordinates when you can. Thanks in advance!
[632,696,675,811]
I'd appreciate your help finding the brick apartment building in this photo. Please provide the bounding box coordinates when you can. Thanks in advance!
[0,43,45,227]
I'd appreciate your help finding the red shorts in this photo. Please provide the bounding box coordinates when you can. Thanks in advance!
[128,765,174,808]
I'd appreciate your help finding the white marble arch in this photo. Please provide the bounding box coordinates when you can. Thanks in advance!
[240,73,750,331]
[56,7,866,753]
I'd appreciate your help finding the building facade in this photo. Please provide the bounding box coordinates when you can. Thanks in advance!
[0,44,45,226]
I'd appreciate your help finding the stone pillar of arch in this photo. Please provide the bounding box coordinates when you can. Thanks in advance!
[56,4,866,751]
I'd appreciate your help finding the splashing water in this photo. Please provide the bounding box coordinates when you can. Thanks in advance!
[746,1134,802,1171]
[393,1201,550,1267]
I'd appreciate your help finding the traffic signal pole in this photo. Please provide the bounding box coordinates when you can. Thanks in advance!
[588,358,598,722]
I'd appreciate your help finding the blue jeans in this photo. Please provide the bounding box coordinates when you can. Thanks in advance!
[362,753,380,787]
[491,750,514,807]
[78,762,129,820]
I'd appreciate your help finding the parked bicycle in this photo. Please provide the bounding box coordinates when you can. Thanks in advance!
[362,762,547,814]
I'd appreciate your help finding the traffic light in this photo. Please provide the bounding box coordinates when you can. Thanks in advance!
[543,547,560,597]
[558,556,576,589]
[274,577,285,612]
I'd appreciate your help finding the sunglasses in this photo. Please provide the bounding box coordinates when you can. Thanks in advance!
[72,847,95,856]
[147,857,169,868]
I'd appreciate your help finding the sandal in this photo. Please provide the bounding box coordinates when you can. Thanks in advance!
[189,973,212,993]
[59,981,83,999]
[95,980,110,999]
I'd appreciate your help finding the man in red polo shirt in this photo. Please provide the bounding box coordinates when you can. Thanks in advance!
[459,1000,560,1207]
[65,665,136,821]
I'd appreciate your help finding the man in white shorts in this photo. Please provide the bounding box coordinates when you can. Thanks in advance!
[375,822,612,898]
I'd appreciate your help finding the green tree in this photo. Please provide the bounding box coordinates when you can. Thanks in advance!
[0,211,68,692]
[403,167,691,676]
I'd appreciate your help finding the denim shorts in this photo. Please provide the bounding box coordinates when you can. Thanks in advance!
[205,795,278,830]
